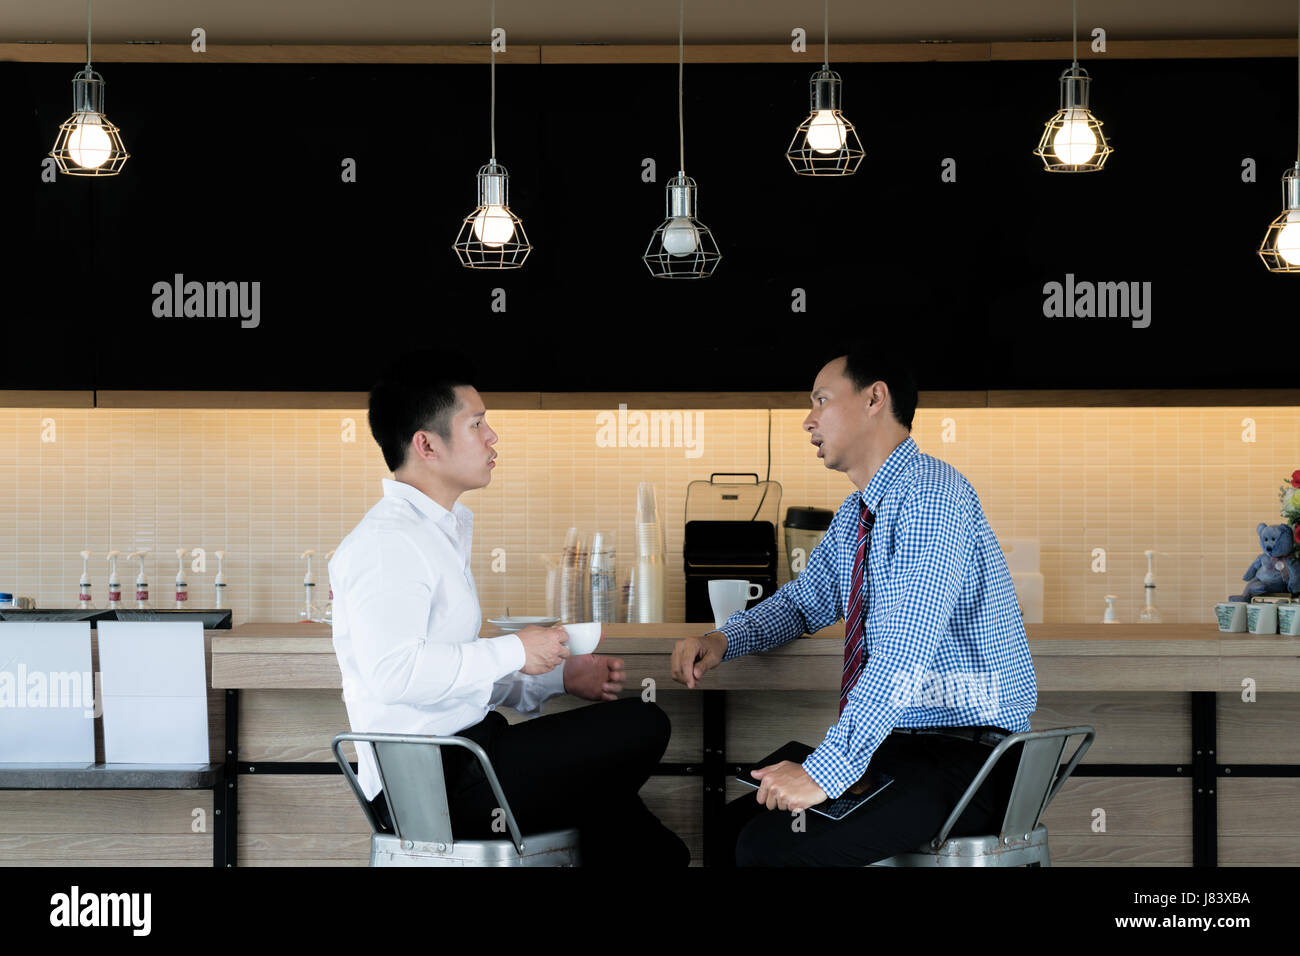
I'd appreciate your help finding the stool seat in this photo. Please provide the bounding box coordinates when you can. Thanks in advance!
[873,824,1050,867]
[370,828,580,867]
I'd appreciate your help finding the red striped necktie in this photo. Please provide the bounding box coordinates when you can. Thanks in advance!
[840,501,875,717]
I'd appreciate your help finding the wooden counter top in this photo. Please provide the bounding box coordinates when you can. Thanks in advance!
[211,622,1300,693]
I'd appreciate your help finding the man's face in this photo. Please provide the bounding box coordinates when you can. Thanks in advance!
[424,385,498,491]
[802,357,873,473]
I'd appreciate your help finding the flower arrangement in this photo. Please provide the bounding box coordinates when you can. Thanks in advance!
[1281,470,1300,544]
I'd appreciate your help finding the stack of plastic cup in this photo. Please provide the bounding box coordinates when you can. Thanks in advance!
[633,482,666,622]
[590,532,618,624]
[559,528,589,623]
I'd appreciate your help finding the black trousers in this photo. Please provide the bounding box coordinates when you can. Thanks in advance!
[723,730,1024,867]
[369,696,690,867]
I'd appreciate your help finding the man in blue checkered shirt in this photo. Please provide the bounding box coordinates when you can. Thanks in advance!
[671,345,1037,866]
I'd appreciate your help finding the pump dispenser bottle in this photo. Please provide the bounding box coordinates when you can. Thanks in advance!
[129,550,151,609]
[106,551,123,609]
[78,550,95,609]
[1138,550,1163,624]
[213,551,227,609]
[174,548,189,607]
[299,550,319,622]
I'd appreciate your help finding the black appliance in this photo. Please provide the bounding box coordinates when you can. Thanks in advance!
[683,473,783,623]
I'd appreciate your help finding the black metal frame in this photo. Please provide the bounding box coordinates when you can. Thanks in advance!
[221,687,1298,868]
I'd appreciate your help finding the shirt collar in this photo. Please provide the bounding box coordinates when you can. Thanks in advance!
[381,478,466,529]
[859,435,918,514]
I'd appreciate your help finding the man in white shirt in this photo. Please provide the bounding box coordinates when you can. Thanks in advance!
[330,351,689,867]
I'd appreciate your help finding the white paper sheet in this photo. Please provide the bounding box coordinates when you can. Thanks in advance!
[0,623,96,762]
[97,622,209,764]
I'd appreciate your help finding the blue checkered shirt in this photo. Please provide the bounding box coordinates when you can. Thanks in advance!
[719,435,1037,799]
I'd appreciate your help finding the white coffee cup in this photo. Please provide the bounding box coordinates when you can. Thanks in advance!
[1214,602,1247,633]
[1246,603,1278,635]
[560,622,601,655]
[1276,604,1300,636]
[708,579,764,628]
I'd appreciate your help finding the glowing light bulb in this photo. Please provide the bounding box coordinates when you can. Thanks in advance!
[66,111,112,169]
[1052,109,1098,165]
[1277,212,1300,266]
[662,217,699,256]
[471,204,516,247]
[805,109,848,154]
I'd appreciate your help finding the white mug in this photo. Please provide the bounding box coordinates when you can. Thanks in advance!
[708,579,764,628]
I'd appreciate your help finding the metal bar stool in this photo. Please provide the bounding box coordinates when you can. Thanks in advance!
[332,732,581,867]
[872,725,1095,867]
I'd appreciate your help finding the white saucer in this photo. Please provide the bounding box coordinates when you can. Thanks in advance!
[488,615,559,632]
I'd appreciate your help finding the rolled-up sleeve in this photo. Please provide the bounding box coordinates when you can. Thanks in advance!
[348,529,525,706]
[489,663,567,715]
[720,509,843,660]
[802,484,976,798]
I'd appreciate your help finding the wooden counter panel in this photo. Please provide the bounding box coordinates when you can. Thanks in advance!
[1046,837,1193,866]
[0,833,213,866]
[239,689,353,763]
[0,791,213,866]
[1217,780,1300,836]
[1031,693,1189,764]
[1217,694,1300,763]
[238,776,371,866]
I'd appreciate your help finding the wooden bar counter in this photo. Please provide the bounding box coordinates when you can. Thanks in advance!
[3,622,1297,867]
[200,622,1300,868]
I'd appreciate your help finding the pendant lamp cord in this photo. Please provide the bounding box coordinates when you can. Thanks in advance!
[85,0,92,70]
[678,0,685,173]
[824,0,830,69]
[490,0,496,162]
[1295,0,1299,161]
[1071,0,1078,69]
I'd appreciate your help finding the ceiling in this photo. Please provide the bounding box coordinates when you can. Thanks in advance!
[3,0,1299,46]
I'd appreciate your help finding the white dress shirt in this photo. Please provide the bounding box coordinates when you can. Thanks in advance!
[330,478,567,800]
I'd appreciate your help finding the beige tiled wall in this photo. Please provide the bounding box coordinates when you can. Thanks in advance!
[0,405,1295,626]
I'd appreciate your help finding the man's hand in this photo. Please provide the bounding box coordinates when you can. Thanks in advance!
[750,761,828,812]
[516,625,570,675]
[671,631,727,689]
[563,653,626,701]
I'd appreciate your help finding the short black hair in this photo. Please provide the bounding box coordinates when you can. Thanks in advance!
[837,340,918,432]
[368,350,476,472]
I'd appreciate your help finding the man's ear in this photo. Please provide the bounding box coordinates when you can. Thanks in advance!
[412,431,439,462]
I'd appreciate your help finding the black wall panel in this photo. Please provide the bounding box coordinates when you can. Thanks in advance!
[1,56,1295,392]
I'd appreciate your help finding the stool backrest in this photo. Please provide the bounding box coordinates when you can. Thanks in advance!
[371,739,453,845]
[999,735,1069,838]
[331,732,528,854]
[931,726,1094,849]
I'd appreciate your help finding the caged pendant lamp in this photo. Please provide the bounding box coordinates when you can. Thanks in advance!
[644,0,721,279]
[453,0,531,269]
[50,0,129,176]
[1034,0,1112,172]
[786,0,864,176]
[1258,0,1300,272]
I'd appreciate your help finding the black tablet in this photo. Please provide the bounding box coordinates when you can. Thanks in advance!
[735,740,894,821]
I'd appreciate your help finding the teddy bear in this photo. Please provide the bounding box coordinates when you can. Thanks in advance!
[1231,522,1300,601]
